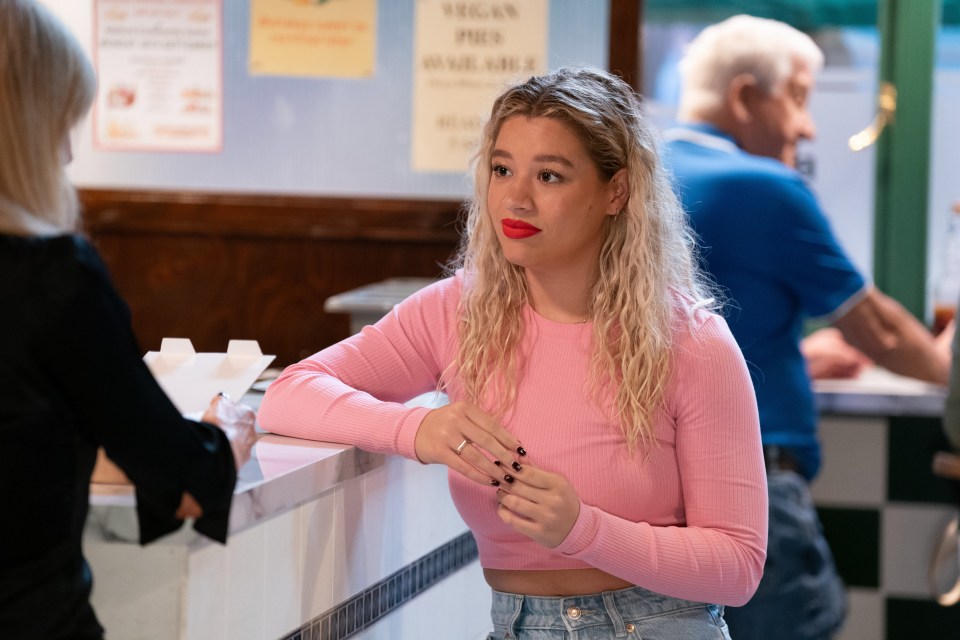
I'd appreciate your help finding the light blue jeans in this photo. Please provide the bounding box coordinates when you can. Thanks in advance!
[487,584,731,639]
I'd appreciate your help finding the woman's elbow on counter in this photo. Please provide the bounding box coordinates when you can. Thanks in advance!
[256,381,293,435]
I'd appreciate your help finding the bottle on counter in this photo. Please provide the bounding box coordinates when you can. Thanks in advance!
[933,202,960,335]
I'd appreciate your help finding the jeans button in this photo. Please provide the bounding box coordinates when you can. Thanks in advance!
[626,622,636,633]
[566,606,582,619]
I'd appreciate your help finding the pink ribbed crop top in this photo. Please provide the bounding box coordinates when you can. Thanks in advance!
[258,274,767,606]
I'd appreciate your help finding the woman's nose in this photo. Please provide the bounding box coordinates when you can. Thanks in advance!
[503,177,533,212]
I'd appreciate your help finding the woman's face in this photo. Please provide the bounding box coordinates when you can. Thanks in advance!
[486,115,621,277]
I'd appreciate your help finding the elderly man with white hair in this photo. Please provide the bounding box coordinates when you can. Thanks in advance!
[664,14,953,640]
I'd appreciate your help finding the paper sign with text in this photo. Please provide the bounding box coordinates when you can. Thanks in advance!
[411,0,547,172]
[93,0,223,152]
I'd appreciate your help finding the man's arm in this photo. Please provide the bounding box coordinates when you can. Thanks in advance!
[832,287,952,384]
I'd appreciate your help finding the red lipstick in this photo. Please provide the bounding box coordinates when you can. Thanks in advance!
[501,218,541,239]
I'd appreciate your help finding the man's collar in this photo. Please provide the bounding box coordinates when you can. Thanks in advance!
[662,122,739,154]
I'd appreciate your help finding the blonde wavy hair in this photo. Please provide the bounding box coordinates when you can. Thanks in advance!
[447,67,716,453]
[0,0,96,235]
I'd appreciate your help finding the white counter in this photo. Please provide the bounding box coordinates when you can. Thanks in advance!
[85,392,491,640]
[814,366,946,417]
[84,292,953,640]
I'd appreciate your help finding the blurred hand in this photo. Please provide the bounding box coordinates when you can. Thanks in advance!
[175,492,202,520]
[416,400,525,488]
[496,463,580,548]
[801,327,873,380]
[201,393,257,472]
[935,318,956,358]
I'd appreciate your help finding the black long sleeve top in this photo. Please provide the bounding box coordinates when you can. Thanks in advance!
[0,233,237,639]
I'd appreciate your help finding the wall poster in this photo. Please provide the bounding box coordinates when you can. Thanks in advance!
[249,0,377,78]
[411,0,548,172]
[93,0,223,152]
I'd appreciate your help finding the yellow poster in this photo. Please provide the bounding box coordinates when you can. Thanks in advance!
[250,0,376,78]
[411,0,547,172]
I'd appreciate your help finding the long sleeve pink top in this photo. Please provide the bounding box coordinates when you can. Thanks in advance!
[258,274,767,606]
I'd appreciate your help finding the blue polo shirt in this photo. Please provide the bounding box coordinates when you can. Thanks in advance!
[663,124,868,480]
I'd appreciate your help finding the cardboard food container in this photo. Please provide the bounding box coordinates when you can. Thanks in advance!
[92,338,275,485]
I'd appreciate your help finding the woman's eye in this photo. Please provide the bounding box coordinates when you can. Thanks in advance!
[492,164,510,177]
[538,170,561,183]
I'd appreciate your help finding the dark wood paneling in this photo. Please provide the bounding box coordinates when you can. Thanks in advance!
[81,190,461,367]
[608,0,643,91]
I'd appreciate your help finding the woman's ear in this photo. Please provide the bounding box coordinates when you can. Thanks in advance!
[608,168,629,216]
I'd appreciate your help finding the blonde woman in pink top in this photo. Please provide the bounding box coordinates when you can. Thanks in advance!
[259,67,766,639]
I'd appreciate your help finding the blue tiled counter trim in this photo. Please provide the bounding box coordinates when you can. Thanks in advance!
[280,532,479,640]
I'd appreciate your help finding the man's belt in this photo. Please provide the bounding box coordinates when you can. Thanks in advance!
[763,445,801,474]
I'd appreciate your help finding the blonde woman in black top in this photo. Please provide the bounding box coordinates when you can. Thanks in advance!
[0,2,255,638]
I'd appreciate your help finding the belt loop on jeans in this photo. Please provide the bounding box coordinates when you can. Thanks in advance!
[501,593,523,640]
[601,591,629,637]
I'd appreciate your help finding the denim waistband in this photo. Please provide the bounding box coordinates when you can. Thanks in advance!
[491,584,715,634]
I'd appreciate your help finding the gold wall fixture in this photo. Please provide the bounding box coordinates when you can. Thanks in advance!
[849,81,897,151]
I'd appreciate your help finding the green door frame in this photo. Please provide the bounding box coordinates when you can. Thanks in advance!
[873,0,940,319]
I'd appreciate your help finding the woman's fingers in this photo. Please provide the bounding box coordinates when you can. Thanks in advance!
[447,448,504,487]
[416,401,526,486]
[455,441,524,488]
[417,402,578,548]
[201,393,257,470]
[495,466,580,548]
[457,402,526,463]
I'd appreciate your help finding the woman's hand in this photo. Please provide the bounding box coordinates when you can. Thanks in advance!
[201,394,257,472]
[495,463,581,549]
[175,492,202,520]
[416,401,525,487]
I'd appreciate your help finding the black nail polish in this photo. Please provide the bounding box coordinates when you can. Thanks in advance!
[516,446,527,456]
[511,461,522,472]
[489,479,500,487]
[494,460,501,466]
[503,474,514,484]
